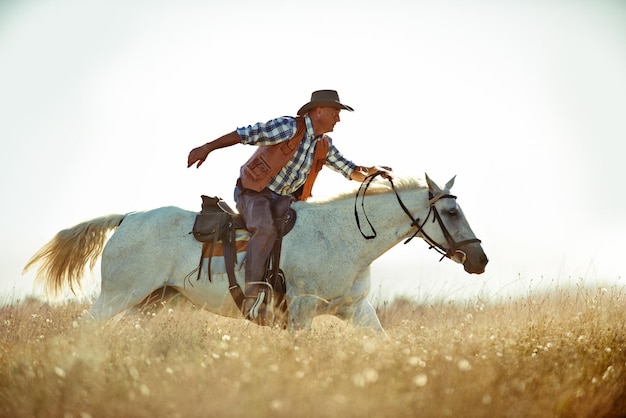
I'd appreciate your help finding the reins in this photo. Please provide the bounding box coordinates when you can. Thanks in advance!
[354,171,481,261]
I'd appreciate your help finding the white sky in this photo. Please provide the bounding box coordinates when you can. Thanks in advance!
[1,0,625,304]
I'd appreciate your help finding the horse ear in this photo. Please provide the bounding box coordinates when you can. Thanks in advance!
[444,175,456,191]
[425,173,442,194]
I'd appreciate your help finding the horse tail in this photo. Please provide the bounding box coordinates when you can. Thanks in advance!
[22,214,127,298]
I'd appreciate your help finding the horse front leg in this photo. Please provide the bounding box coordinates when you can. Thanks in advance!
[336,299,388,338]
[287,294,319,333]
[332,267,388,336]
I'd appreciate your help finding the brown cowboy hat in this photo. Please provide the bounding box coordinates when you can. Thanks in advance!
[297,90,354,116]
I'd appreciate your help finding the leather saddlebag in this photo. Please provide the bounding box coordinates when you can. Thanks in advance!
[191,195,231,243]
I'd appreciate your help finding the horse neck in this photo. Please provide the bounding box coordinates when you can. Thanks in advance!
[298,184,430,266]
[353,185,430,242]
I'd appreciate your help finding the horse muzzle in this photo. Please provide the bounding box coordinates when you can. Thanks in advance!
[459,244,488,274]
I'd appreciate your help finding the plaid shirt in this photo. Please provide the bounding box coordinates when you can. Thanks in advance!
[236,115,357,196]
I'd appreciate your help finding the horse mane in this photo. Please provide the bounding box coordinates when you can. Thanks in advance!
[307,175,426,205]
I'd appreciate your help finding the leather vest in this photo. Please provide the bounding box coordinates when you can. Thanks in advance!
[239,117,328,200]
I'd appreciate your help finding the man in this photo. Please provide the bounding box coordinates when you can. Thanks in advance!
[187,90,384,323]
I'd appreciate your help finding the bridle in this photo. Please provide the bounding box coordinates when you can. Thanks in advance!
[354,172,481,263]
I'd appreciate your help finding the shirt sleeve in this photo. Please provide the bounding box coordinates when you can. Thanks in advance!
[324,136,358,179]
[236,117,297,145]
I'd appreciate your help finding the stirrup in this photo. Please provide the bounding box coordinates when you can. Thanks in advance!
[246,292,266,319]
[243,282,274,325]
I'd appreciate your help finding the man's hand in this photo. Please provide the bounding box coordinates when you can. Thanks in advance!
[350,165,393,182]
[376,166,393,179]
[187,144,211,168]
[187,131,242,169]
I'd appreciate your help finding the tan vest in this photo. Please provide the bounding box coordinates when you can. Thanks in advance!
[239,117,329,200]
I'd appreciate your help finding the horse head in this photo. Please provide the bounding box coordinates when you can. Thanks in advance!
[418,173,488,274]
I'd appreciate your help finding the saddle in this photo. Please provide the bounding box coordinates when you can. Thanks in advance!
[190,195,296,320]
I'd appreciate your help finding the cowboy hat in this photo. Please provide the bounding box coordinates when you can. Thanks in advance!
[297,90,354,116]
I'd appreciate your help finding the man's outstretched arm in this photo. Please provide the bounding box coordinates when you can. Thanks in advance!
[187,131,241,168]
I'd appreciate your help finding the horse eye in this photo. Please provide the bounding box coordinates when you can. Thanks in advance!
[448,207,458,216]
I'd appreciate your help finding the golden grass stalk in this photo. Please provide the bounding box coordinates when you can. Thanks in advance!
[1,285,625,417]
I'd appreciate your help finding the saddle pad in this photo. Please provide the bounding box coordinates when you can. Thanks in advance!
[202,229,250,258]
[201,249,246,277]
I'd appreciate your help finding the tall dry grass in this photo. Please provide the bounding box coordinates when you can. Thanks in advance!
[1,285,625,418]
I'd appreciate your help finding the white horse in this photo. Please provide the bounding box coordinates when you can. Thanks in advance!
[23,173,487,333]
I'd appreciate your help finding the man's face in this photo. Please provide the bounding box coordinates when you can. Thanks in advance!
[315,107,341,133]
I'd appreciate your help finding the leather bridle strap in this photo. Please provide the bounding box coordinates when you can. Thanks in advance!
[354,171,481,260]
[423,200,481,260]
[354,173,381,239]
[355,171,421,239]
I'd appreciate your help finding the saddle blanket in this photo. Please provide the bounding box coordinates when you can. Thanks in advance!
[200,229,250,275]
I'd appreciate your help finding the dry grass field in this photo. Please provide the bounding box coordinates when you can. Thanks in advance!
[1,285,625,418]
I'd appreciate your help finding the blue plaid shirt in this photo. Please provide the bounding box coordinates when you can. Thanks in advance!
[236,115,357,196]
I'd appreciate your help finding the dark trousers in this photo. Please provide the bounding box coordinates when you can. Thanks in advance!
[234,183,291,294]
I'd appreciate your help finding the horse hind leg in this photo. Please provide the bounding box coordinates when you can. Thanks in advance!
[85,277,167,321]
[85,289,147,321]
[122,287,190,318]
